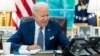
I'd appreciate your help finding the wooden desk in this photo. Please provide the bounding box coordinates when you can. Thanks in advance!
[90,54,100,56]
[0,50,62,56]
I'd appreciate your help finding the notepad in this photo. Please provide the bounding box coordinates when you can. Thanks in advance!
[19,49,40,55]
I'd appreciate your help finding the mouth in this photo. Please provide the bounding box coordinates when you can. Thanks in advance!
[42,20,48,23]
[41,21,48,26]
[41,22,47,25]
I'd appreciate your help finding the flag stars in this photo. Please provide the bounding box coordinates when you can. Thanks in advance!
[78,6,81,11]
[83,17,87,21]
[78,17,81,20]
[91,14,95,17]
[88,15,92,19]
[88,14,95,19]
[75,16,78,19]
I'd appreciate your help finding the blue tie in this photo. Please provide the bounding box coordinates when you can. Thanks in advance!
[37,28,43,49]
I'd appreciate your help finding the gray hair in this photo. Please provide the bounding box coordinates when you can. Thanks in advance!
[33,2,49,14]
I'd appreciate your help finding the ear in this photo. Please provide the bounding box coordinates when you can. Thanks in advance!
[33,14,35,17]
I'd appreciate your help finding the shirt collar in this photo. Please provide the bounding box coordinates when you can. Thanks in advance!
[35,22,45,30]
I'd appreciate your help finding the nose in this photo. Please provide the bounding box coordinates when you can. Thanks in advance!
[44,16,49,21]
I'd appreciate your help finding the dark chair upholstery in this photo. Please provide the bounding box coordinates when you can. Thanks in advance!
[49,17,67,35]
[21,17,33,22]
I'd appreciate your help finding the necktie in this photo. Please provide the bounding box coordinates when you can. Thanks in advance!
[37,28,43,49]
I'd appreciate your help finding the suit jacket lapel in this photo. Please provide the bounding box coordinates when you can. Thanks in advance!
[45,22,52,48]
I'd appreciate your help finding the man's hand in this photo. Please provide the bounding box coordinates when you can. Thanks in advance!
[27,44,41,51]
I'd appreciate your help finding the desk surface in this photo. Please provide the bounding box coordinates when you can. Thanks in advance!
[0,50,62,56]
[0,54,62,56]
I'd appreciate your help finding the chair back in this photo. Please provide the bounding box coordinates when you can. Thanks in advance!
[49,17,67,35]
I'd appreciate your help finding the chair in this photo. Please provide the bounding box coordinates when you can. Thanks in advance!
[49,17,67,35]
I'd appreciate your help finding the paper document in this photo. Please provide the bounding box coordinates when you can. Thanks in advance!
[19,49,40,54]
[55,50,62,54]
[38,50,54,53]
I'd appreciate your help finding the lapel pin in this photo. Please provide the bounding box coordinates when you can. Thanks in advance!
[48,29,50,31]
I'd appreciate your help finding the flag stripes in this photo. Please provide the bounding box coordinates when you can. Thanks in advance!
[12,0,35,29]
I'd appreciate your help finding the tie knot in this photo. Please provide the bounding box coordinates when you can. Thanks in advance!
[40,27,43,30]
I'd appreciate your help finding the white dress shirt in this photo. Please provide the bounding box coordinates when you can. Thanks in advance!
[19,22,45,52]
[34,22,45,50]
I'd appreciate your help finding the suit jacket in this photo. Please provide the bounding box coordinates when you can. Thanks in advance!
[7,17,69,52]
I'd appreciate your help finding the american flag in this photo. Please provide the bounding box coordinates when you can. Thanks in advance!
[12,0,35,29]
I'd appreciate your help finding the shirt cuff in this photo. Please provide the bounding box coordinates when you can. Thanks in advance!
[19,45,30,54]
[19,45,28,50]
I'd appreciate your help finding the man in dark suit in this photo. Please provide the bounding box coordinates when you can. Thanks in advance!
[7,2,69,53]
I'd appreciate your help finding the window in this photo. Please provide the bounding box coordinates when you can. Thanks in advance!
[36,0,75,30]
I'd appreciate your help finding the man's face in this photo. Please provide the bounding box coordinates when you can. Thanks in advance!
[34,6,49,27]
